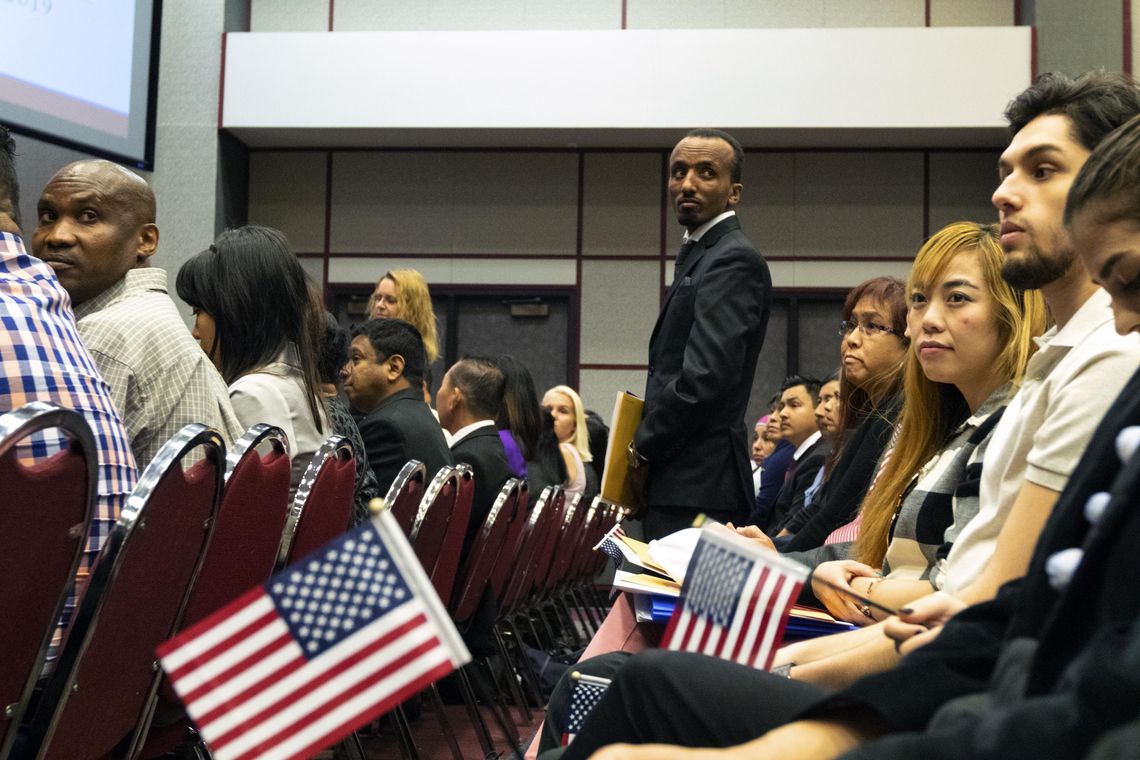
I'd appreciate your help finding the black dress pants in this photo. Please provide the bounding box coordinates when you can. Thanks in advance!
[540,649,828,760]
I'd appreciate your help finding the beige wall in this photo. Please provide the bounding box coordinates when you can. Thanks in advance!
[250,0,1014,31]
[249,145,998,413]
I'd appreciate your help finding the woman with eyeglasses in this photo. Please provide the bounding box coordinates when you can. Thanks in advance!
[753,277,909,552]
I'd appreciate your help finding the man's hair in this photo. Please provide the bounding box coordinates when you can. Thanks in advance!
[351,318,426,387]
[0,125,21,229]
[1065,112,1140,226]
[685,128,744,183]
[780,374,822,404]
[1005,70,1140,151]
[449,354,505,421]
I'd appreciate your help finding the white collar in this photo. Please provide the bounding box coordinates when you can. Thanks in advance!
[682,210,736,243]
[793,430,822,461]
[448,419,496,447]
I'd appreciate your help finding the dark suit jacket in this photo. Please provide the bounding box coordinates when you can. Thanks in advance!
[357,386,453,497]
[806,365,1140,759]
[451,423,514,553]
[757,436,830,534]
[633,215,771,519]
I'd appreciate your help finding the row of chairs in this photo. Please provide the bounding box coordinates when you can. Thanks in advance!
[2,401,622,759]
[1,403,357,760]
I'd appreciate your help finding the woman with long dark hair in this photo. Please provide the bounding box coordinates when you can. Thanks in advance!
[177,225,330,491]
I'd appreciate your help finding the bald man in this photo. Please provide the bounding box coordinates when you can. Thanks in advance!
[33,160,241,466]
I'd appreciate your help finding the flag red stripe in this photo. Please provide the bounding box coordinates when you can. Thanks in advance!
[695,615,715,654]
[760,579,802,670]
[169,607,282,685]
[710,619,730,658]
[228,633,444,760]
[191,636,304,726]
[266,659,456,760]
[206,612,429,749]
[729,566,769,662]
[158,587,266,658]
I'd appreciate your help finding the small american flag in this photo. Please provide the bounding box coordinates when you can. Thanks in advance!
[157,510,470,760]
[561,674,611,746]
[660,526,808,670]
[593,523,626,567]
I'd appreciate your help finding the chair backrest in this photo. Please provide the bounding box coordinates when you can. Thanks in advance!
[526,494,579,601]
[498,486,563,615]
[564,496,604,584]
[539,492,585,596]
[488,481,529,602]
[21,424,224,760]
[278,435,356,567]
[410,466,460,576]
[427,464,474,605]
[180,424,291,628]
[384,459,426,537]
[0,403,96,757]
[450,478,524,623]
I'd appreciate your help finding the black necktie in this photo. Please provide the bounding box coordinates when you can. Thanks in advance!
[676,239,696,269]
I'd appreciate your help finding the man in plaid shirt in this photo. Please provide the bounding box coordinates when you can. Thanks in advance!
[0,127,138,651]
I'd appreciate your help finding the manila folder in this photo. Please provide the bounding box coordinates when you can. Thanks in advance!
[601,390,644,508]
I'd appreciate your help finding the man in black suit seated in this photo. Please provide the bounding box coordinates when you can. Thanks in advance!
[343,318,453,496]
[752,375,828,533]
[627,128,772,539]
[435,354,513,553]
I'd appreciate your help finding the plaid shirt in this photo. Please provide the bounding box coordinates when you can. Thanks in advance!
[0,232,138,644]
[882,385,1009,589]
[73,268,244,467]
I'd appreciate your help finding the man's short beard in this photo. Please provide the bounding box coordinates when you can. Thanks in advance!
[1001,243,1075,290]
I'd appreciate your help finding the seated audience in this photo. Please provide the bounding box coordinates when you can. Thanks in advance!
[754,375,826,533]
[317,311,381,524]
[437,355,513,551]
[0,127,138,652]
[537,220,1046,756]
[794,221,1045,628]
[31,159,241,466]
[773,276,907,551]
[542,69,1140,760]
[750,417,775,497]
[493,355,568,504]
[543,384,598,502]
[176,225,330,492]
[752,395,793,515]
[367,268,440,363]
[343,318,453,496]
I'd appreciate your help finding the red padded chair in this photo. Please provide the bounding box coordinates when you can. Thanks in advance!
[429,464,475,607]
[136,424,292,759]
[498,486,564,617]
[450,478,524,623]
[17,423,224,760]
[384,459,427,537]
[278,435,356,567]
[409,466,461,580]
[0,403,96,759]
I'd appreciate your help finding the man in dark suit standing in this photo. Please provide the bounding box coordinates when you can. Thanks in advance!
[436,355,514,553]
[629,128,772,539]
[343,318,453,496]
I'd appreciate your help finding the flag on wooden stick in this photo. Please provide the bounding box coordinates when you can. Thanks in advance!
[157,509,470,760]
[660,525,808,671]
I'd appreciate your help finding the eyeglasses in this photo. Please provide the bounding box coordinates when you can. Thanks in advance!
[839,319,898,338]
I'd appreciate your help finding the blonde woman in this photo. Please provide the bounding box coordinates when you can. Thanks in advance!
[542,384,594,500]
[366,269,440,363]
